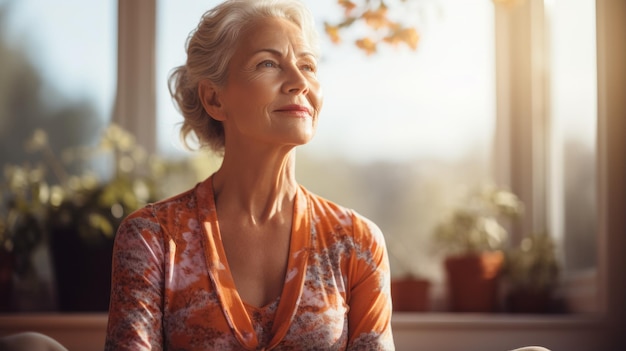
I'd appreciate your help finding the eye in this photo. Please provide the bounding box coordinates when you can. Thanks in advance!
[300,63,317,73]
[258,60,278,69]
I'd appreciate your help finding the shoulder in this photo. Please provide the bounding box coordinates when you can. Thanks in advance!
[303,186,386,248]
[125,186,193,218]
[118,185,199,239]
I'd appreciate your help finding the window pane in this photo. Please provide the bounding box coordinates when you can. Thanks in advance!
[0,0,117,310]
[0,0,117,164]
[549,0,597,272]
[156,0,496,282]
[156,0,213,154]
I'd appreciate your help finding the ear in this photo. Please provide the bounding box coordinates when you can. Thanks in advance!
[198,79,226,121]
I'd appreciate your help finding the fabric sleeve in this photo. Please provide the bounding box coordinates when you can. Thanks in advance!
[346,212,395,351]
[104,207,166,351]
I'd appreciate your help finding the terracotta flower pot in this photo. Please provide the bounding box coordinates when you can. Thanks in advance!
[444,251,504,312]
[391,277,431,312]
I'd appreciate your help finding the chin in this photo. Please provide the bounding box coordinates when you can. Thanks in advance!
[297,131,316,144]
[285,126,316,145]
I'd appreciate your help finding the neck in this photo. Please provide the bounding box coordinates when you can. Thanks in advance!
[212,148,298,224]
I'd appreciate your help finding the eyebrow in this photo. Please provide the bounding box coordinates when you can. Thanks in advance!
[252,48,317,60]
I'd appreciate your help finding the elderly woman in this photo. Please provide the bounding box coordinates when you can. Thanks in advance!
[104,0,394,350]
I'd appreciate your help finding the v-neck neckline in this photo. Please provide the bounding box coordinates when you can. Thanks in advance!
[196,175,311,349]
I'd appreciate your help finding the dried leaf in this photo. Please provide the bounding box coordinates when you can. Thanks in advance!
[356,38,377,55]
[383,27,419,50]
[338,0,357,15]
[324,22,342,44]
[362,6,389,30]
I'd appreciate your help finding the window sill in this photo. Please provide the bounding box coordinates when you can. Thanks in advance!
[0,313,107,351]
[0,312,612,351]
[392,312,612,350]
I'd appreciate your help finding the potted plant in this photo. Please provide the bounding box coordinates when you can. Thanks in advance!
[503,232,560,313]
[433,184,523,312]
[1,125,164,311]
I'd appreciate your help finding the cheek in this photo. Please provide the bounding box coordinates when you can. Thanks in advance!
[310,83,324,113]
[228,85,271,115]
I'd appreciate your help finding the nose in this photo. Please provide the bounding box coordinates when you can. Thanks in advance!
[282,64,309,95]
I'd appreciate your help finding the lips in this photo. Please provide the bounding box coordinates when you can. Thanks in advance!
[275,104,312,116]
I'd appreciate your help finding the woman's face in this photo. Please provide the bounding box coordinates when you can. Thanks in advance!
[214,16,323,151]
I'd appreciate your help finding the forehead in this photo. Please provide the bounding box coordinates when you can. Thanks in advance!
[235,16,313,56]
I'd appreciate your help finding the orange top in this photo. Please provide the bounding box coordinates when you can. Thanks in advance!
[105,175,394,350]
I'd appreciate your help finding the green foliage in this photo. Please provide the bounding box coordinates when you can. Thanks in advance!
[0,122,224,268]
[504,232,560,292]
[0,124,164,269]
[433,184,523,255]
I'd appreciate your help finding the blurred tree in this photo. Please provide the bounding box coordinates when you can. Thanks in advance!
[0,1,102,177]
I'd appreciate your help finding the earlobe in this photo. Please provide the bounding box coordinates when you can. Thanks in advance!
[198,79,226,121]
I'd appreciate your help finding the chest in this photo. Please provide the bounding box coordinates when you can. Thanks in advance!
[219,219,292,308]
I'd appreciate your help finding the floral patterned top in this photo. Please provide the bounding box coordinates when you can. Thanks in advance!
[105,175,394,350]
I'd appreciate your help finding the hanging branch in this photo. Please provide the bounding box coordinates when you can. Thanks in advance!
[324,0,525,55]
[324,0,420,55]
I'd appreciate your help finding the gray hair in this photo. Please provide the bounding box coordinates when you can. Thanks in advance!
[168,0,320,153]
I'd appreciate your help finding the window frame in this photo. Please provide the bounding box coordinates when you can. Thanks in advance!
[492,0,624,321]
